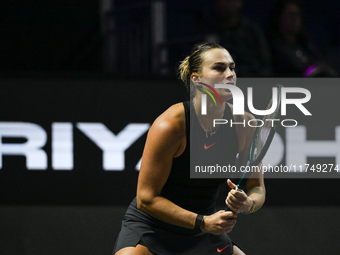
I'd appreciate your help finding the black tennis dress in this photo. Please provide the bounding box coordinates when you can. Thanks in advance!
[113,101,238,255]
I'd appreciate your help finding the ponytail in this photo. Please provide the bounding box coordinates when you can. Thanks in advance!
[178,42,224,96]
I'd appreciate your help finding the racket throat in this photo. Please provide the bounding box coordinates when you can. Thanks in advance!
[235,185,243,192]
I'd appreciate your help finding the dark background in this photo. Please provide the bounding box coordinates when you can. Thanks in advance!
[1,0,339,76]
[1,1,340,254]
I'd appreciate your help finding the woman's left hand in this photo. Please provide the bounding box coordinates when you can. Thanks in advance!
[225,179,252,214]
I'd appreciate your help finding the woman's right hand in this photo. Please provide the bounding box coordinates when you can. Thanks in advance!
[201,210,237,235]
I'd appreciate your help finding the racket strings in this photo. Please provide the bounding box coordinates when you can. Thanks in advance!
[252,96,280,162]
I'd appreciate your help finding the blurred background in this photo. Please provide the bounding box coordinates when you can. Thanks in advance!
[1,0,340,254]
[1,0,340,78]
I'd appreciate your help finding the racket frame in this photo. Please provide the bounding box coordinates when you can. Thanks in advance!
[236,84,282,190]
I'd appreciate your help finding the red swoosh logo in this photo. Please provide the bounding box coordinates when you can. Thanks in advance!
[204,142,216,149]
[217,245,229,253]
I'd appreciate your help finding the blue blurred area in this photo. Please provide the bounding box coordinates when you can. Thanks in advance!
[243,0,340,52]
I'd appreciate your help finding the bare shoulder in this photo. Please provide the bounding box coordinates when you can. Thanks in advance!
[149,103,186,143]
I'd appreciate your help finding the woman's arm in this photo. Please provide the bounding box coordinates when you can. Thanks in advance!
[137,103,237,234]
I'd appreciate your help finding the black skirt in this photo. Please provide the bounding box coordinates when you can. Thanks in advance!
[113,198,234,255]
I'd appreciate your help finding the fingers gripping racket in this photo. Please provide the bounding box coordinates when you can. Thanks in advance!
[225,84,283,211]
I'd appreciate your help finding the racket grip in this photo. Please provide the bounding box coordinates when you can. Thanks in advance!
[225,188,244,211]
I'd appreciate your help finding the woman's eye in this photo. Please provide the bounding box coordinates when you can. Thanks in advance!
[214,66,225,72]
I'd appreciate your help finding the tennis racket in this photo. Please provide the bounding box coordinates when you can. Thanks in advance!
[225,84,283,211]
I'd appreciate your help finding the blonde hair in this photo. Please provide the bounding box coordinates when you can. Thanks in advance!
[179,56,191,87]
[179,42,224,95]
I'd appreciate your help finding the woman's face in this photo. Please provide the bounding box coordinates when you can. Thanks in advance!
[279,3,302,36]
[195,48,236,101]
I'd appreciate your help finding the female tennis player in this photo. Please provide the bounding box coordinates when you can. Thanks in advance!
[113,42,265,255]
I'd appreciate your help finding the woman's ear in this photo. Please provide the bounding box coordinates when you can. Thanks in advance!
[191,74,202,87]
[191,73,200,82]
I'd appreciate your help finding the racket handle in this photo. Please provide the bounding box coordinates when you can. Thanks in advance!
[225,187,244,211]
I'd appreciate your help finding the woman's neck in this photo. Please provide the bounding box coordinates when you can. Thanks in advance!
[193,96,225,129]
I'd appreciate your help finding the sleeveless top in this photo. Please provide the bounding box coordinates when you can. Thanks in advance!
[161,101,238,215]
